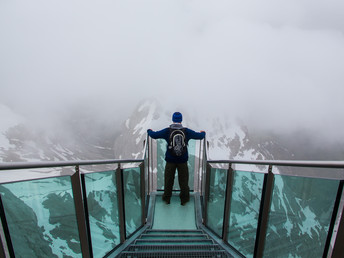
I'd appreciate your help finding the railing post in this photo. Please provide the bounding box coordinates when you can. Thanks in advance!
[0,196,14,257]
[193,141,200,193]
[71,165,91,258]
[80,173,93,257]
[0,233,7,258]
[147,137,151,195]
[196,140,203,192]
[200,140,208,197]
[116,163,126,243]
[140,162,146,225]
[222,163,234,242]
[254,165,274,258]
[328,180,344,258]
[203,163,211,225]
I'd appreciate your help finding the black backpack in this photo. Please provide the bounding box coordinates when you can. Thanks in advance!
[168,128,187,157]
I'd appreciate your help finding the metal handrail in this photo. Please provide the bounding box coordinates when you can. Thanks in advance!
[207,159,344,168]
[0,159,144,171]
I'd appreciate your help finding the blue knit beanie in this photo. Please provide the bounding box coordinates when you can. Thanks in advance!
[172,112,182,123]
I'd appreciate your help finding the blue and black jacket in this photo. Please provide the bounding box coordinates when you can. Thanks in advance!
[147,124,206,163]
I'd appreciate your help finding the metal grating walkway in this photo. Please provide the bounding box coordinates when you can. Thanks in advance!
[113,193,235,257]
[117,229,233,258]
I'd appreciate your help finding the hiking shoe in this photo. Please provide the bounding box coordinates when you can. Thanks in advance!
[162,197,170,205]
[181,200,188,206]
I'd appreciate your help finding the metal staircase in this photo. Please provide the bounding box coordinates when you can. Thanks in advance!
[116,229,233,257]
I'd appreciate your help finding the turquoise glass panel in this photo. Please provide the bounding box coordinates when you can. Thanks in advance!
[188,139,196,190]
[84,171,119,258]
[123,167,142,236]
[144,142,150,206]
[264,175,339,257]
[0,176,81,257]
[156,139,196,191]
[144,142,149,195]
[207,167,227,236]
[227,170,265,257]
[156,139,166,190]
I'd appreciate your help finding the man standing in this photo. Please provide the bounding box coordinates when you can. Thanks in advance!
[147,112,206,205]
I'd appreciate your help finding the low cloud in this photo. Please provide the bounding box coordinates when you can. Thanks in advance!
[1,0,344,142]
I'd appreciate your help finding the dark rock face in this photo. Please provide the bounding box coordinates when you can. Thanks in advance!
[0,185,56,258]
[42,192,81,255]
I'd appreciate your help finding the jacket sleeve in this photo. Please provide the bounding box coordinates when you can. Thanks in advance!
[186,128,206,140]
[147,128,169,140]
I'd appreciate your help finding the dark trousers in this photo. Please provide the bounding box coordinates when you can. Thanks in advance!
[163,162,190,202]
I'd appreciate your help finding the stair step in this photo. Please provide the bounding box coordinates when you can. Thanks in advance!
[118,250,231,257]
[139,233,208,240]
[128,244,222,251]
[144,229,204,235]
[134,239,214,245]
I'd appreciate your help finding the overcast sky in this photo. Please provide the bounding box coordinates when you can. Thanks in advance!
[1,0,344,141]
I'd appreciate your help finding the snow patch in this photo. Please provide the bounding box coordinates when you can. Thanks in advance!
[0,104,23,150]
[125,119,130,129]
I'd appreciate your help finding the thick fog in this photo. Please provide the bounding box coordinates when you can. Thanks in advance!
[1,0,344,142]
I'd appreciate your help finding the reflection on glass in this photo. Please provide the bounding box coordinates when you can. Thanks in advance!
[227,170,265,257]
[207,167,227,236]
[156,139,196,191]
[0,176,81,257]
[188,139,196,190]
[123,167,142,236]
[264,175,339,257]
[144,142,149,195]
[156,139,166,190]
[84,171,119,258]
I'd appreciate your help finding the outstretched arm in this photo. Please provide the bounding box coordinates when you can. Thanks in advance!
[186,128,206,140]
[147,128,169,140]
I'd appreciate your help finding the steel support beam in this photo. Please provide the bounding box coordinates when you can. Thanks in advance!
[116,164,126,243]
[80,173,93,257]
[0,234,7,258]
[71,165,91,258]
[203,163,211,225]
[222,164,234,242]
[147,137,151,194]
[323,180,343,257]
[140,163,146,225]
[254,165,274,258]
[0,196,13,257]
[330,180,344,258]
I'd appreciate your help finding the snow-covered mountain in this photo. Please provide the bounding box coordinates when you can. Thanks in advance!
[1,106,117,161]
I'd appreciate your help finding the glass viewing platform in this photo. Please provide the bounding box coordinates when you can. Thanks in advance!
[0,137,344,257]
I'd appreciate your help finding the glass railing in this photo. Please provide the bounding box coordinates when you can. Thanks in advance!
[203,159,344,258]
[227,170,265,257]
[0,175,82,257]
[0,158,146,258]
[122,167,142,236]
[83,170,119,258]
[206,166,227,236]
[263,173,339,257]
